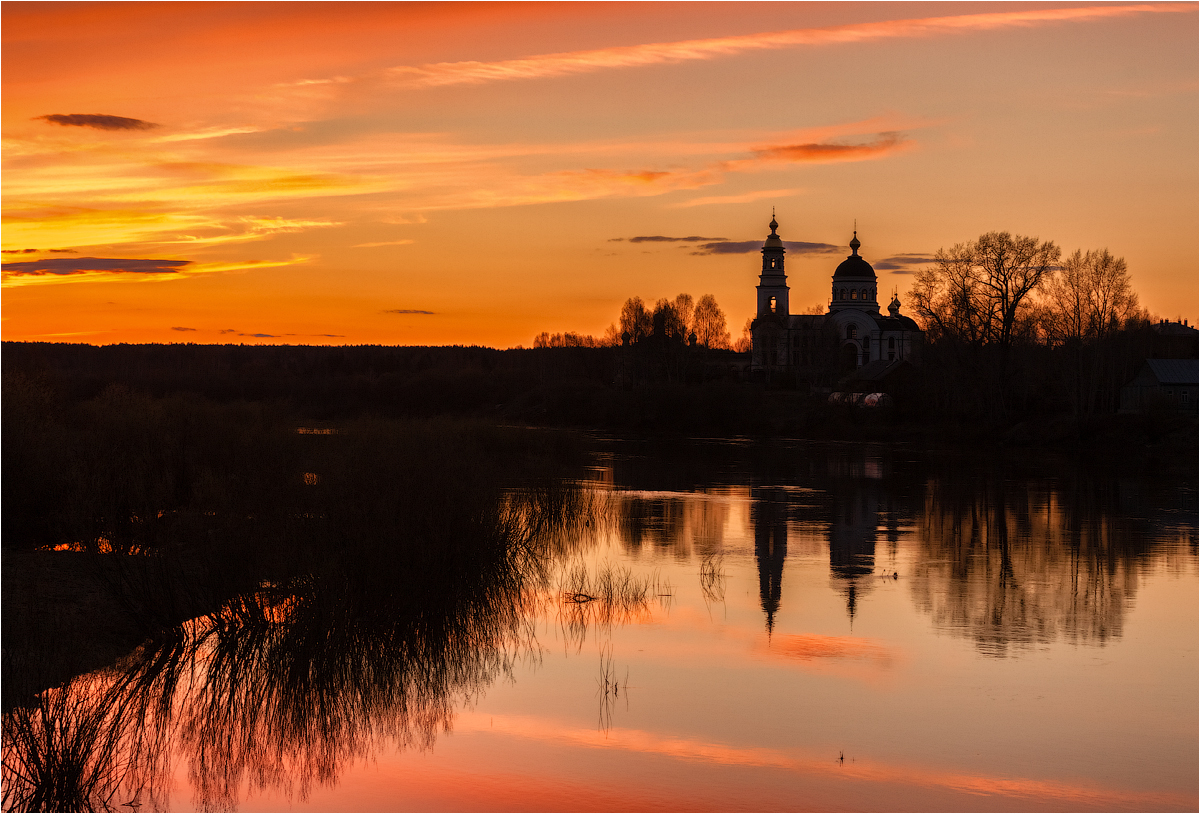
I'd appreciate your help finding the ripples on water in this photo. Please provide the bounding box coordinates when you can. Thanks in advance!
[3,437,1195,812]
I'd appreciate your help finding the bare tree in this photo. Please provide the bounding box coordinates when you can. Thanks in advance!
[910,231,1059,415]
[619,297,653,344]
[1042,248,1139,414]
[673,294,695,338]
[732,317,753,353]
[652,298,687,342]
[692,294,730,349]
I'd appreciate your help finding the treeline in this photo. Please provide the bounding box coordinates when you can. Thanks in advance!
[907,231,1196,421]
[531,292,742,351]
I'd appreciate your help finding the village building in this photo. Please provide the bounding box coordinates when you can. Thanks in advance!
[749,216,923,383]
[1119,359,1199,413]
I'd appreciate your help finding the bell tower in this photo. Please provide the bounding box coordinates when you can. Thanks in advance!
[756,212,789,318]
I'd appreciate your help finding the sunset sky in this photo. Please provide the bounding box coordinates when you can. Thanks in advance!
[3,1,1196,347]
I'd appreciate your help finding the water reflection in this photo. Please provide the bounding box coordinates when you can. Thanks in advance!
[4,438,1194,811]
[2,485,601,812]
[751,487,787,633]
[605,441,1193,647]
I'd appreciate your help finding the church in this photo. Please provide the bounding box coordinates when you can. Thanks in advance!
[749,215,922,383]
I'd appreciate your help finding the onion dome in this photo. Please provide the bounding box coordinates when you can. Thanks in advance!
[764,212,784,250]
[833,229,876,280]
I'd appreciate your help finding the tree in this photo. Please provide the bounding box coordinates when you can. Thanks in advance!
[732,317,753,353]
[1043,249,1138,345]
[652,298,687,343]
[1042,248,1139,414]
[693,294,730,349]
[619,297,653,344]
[673,293,695,338]
[910,231,1060,415]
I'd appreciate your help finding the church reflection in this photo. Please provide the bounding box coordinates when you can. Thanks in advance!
[750,487,787,633]
[748,458,899,630]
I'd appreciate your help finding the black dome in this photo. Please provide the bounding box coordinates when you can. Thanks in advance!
[833,254,876,280]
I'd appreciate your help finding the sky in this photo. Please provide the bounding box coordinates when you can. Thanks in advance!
[2,1,1196,347]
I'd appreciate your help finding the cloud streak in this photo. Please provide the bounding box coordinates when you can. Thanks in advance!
[37,113,159,131]
[873,253,937,273]
[690,239,843,256]
[1,257,191,276]
[380,4,1189,89]
[384,309,435,315]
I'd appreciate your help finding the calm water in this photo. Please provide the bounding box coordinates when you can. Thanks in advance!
[5,439,1196,811]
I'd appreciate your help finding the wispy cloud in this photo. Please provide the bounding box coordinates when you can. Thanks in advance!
[1,255,312,288]
[690,239,842,256]
[612,235,728,243]
[724,132,911,171]
[376,4,1188,89]
[1,256,191,277]
[873,253,937,273]
[353,239,415,248]
[384,308,435,315]
[37,113,159,131]
[671,188,801,208]
[171,326,197,331]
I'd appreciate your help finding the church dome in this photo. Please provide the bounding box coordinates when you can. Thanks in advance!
[833,231,876,280]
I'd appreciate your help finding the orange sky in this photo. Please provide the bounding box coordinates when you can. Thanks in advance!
[3,1,1196,346]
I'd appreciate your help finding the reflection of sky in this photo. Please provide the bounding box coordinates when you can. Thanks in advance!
[166,472,1197,812]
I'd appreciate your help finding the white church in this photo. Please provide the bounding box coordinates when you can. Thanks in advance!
[749,215,922,381]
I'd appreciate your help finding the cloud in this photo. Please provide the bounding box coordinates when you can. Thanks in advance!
[218,329,238,334]
[171,326,197,332]
[353,239,415,248]
[384,309,435,315]
[375,4,1187,90]
[873,253,937,273]
[618,235,728,243]
[727,132,911,170]
[1,257,191,276]
[671,188,801,208]
[1,248,77,254]
[690,239,842,256]
[36,113,159,131]
[240,333,278,338]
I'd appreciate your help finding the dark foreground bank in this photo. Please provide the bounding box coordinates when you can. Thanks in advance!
[3,342,1195,470]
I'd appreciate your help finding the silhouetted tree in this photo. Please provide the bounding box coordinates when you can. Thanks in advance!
[619,297,653,344]
[1041,249,1140,415]
[911,231,1059,414]
[693,294,730,349]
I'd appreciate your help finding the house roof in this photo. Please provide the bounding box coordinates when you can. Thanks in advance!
[1145,359,1199,385]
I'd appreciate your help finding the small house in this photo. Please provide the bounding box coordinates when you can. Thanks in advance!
[1119,359,1199,413]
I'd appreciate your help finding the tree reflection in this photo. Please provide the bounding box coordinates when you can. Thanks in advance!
[2,484,601,812]
[906,468,1188,656]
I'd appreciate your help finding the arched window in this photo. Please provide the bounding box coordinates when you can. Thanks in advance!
[887,337,895,349]
[846,325,857,340]
[770,258,777,268]
[850,289,857,300]
[861,288,869,300]
[839,288,846,300]
[769,296,777,313]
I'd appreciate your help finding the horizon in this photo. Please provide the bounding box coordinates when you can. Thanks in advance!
[3,2,1197,346]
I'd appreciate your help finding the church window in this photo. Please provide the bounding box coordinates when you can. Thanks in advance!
[888,337,895,349]
[769,296,777,313]
[846,325,857,340]
[861,288,868,300]
[850,289,857,300]
[839,288,846,300]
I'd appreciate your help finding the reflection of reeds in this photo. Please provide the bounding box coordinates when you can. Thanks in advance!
[699,553,726,606]
[595,642,628,736]
[556,562,670,649]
